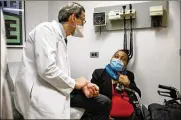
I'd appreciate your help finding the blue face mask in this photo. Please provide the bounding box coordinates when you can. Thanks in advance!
[110,58,124,72]
[105,64,127,80]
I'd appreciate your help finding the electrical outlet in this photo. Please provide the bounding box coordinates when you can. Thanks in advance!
[90,52,99,58]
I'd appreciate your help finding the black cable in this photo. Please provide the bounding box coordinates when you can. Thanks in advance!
[100,26,101,34]
[129,4,133,59]
[123,6,127,50]
[128,4,132,57]
[100,15,102,34]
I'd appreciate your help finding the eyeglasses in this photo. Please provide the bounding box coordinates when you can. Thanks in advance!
[80,17,86,25]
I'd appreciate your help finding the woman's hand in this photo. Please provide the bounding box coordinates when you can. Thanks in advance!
[82,82,99,98]
[118,74,130,87]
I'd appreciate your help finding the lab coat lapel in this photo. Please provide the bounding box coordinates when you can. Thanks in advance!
[51,20,71,76]
[51,20,67,48]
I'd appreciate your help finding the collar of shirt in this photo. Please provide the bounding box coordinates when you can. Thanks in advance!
[58,22,66,39]
[56,21,67,45]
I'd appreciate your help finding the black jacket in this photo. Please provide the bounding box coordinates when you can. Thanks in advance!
[91,69,141,100]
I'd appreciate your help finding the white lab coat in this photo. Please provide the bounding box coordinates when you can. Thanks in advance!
[14,20,84,119]
[0,9,13,119]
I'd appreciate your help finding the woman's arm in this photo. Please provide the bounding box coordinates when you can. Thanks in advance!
[90,69,104,87]
[118,71,141,97]
[127,72,141,97]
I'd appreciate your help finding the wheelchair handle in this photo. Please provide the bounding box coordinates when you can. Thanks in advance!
[115,83,142,103]
[158,84,181,101]
[158,84,173,90]
[158,90,172,97]
[124,87,136,93]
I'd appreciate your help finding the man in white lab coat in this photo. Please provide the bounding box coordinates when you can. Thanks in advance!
[14,2,110,119]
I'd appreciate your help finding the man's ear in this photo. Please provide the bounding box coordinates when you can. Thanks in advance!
[71,13,76,22]
[68,14,75,24]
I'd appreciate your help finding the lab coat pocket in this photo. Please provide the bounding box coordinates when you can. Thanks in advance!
[37,89,66,114]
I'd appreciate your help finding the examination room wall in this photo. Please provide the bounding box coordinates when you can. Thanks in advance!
[7,1,49,62]
[7,1,180,106]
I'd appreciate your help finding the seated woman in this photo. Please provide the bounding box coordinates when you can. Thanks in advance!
[91,49,141,120]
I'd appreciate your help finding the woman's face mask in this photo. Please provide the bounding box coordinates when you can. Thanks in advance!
[110,58,124,72]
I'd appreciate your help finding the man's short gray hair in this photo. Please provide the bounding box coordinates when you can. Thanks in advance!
[58,2,85,23]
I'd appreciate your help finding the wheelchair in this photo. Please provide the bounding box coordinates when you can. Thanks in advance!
[124,84,181,120]
[157,84,181,108]
[147,84,181,120]
[81,84,181,120]
[115,84,150,120]
[81,83,149,120]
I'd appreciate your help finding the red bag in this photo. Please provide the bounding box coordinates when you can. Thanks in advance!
[110,84,134,117]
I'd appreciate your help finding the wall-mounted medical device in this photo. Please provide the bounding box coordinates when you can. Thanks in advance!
[108,9,136,21]
[149,6,164,27]
[120,9,136,20]
[93,12,106,26]
[108,10,121,20]
[93,12,106,34]
[93,1,168,32]
[150,6,163,16]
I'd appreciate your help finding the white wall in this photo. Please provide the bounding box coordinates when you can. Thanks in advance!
[7,1,49,62]
[48,1,68,22]
[48,1,180,105]
[7,1,180,105]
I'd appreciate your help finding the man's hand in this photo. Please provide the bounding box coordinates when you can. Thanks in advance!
[87,83,99,96]
[118,74,130,87]
[75,77,89,89]
[82,83,99,98]
[82,85,92,98]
